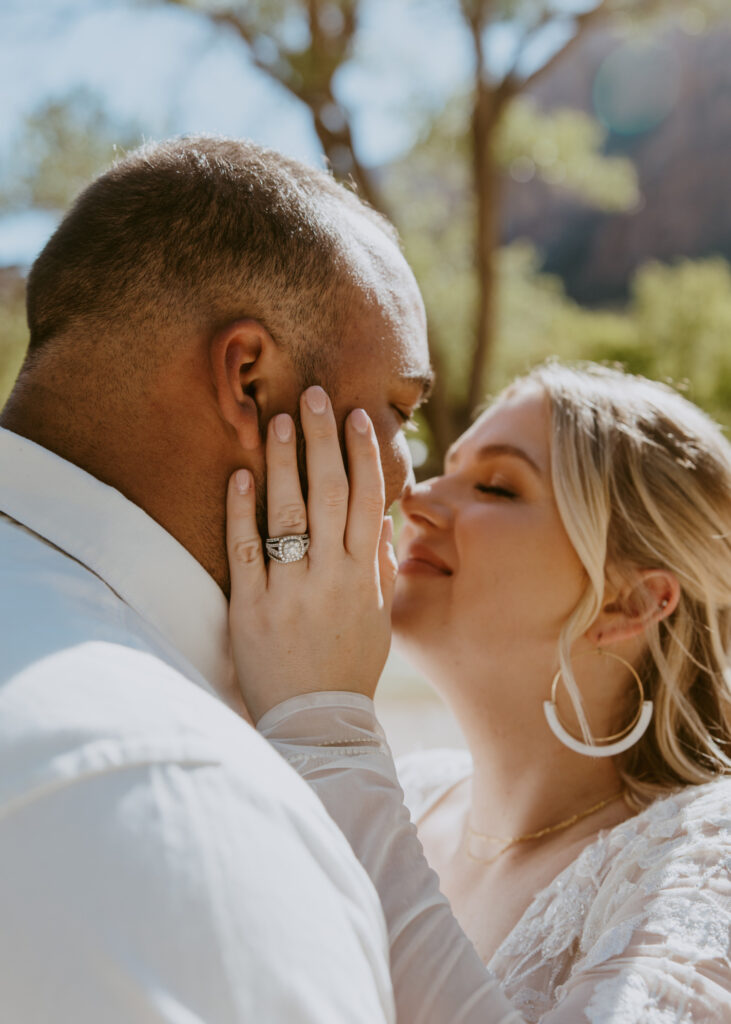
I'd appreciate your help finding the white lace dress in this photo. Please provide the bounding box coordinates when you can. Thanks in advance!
[398,747,731,1023]
[258,693,731,1024]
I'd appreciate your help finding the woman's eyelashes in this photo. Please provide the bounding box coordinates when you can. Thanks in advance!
[475,482,517,499]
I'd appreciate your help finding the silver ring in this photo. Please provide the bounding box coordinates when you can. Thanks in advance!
[265,533,310,564]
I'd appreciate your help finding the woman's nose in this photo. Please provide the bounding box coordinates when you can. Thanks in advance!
[399,478,451,529]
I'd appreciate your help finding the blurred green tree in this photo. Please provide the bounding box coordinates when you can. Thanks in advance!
[0,88,143,214]
[382,91,640,461]
[626,258,731,425]
[0,91,144,406]
[0,270,27,407]
[1,3,728,452]
[492,249,731,433]
[163,0,725,457]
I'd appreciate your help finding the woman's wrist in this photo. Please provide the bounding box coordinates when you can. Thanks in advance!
[256,691,388,763]
[256,690,377,733]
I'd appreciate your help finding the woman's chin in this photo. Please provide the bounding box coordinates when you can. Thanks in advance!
[391,588,421,630]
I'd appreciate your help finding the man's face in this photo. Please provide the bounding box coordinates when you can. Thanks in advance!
[325,243,432,509]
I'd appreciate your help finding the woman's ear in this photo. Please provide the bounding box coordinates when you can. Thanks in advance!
[210,319,270,451]
[585,569,681,646]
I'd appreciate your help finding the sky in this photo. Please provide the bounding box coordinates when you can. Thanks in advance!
[0,0,602,265]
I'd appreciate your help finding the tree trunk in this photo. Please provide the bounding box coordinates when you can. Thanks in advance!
[417,331,457,476]
[465,81,502,430]
[310,106,385,214]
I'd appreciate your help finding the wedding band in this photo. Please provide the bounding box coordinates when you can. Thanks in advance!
[265,533,310,564]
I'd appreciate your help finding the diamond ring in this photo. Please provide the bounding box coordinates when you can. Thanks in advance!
[265,533,310,564]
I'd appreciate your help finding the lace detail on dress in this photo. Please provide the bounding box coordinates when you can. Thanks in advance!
[583,970,693,1024]
[398,749,731,1023]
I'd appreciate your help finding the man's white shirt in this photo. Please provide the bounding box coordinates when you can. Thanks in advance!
[0,426,395,1023]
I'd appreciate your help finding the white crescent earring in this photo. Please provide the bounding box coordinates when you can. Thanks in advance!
[543,649,653,758]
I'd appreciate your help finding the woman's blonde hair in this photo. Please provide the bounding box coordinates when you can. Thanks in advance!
[514,361,731,809]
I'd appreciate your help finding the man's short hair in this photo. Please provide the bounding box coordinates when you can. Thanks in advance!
[25,135,400,379]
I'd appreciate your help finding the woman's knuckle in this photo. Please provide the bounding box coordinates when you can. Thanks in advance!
[322,480,348,509]
[231,538,261,565]
[361,493,385,516]
[311,419,336,441]
[276,503,308,533]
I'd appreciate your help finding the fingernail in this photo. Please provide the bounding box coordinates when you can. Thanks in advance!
[305,386,328,414]
[273,413,293,442]
[235,469,251,495]
[350,408,370,434]
[383,515,394,543]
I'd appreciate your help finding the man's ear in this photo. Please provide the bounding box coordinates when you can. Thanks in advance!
[585,569,681,646]
[210,319,273,451]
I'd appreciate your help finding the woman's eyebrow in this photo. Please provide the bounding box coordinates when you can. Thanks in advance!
[445,443,543,477]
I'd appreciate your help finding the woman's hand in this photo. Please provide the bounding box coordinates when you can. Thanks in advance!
[226,386,398,724]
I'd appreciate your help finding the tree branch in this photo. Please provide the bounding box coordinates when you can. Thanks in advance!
[176,4,299,95]
[417,328,456,466]
[513,0,612,94]
[517,0,685,96]
[500,5,555,84]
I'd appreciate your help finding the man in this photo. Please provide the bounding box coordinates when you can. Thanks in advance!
[0,136,432,1021]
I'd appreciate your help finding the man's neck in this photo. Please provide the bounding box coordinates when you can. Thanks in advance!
[2,382,232,596]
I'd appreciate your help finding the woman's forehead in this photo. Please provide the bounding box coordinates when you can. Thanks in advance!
[472,384,548,442]
[447,385,550,471]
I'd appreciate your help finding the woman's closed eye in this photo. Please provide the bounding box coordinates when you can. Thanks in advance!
[475,482,517,499]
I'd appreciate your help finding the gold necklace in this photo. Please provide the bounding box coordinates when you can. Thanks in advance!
[466,791,625,865]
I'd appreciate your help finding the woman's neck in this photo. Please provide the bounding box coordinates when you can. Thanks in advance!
[427,659,631,844]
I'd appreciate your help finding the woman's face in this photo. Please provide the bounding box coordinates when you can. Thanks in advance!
[393,384,588,675]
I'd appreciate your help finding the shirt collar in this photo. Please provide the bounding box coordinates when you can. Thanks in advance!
[0,426,241,712]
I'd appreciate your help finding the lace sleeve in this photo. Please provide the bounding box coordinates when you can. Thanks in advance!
[541,783,731,1023]
[258,692,525,1024]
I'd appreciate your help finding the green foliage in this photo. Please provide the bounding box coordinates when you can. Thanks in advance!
[162,0,729,455]
[382,98,476,402]
[0,89,143,213]
[492,242,634,388]
[2,0,728,442]
[0,275,28,410]
[462,0,730,32]
[383,91,640,405]
[0,92,144,409]
[628,258,731,425]
[609,0,731,33]
[493,99,639,211]
[0,91,145,409]
[491,248,731,431]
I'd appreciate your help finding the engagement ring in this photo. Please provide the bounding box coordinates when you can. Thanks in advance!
[265,533,310,564]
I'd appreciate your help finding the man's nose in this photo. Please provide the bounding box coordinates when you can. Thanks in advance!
[383,442,415,510]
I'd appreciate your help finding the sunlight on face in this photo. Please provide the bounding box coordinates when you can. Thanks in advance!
[392,384,587,674]
[325,236,431,509]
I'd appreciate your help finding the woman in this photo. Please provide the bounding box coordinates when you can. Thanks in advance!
[227,362,731,1022]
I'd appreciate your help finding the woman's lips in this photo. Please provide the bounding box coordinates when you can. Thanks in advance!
[398,546,452,576]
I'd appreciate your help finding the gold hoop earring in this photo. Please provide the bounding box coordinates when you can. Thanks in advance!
[543,649,653,758]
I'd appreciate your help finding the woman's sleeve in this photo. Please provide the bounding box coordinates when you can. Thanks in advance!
[259,693,731,1024]
[257,692,525,1024]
